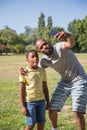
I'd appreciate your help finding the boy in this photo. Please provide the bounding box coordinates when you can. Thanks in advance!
[19,50,49,130]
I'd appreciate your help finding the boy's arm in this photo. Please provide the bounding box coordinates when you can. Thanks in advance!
[19,82,27,115]
[42,81,49,110]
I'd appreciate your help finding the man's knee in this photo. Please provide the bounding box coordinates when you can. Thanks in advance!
[49,109,57,119]
[73,111,84,119]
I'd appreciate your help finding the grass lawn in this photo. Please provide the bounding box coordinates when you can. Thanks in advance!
[0,53,87,130]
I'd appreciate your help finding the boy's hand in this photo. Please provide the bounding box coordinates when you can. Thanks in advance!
[46,103,49,110]
[21,106,27,115]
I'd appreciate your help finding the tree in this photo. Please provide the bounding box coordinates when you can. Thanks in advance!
[38,12,45,38]
[68,16,87,52]
[0,27,19,46]
[0,44,10,55]
[47,16,53,30]
[42,16,53,42]
[11,44,25,54]
[24,25,31,36]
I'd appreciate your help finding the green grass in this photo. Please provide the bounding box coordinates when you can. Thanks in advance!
[0,54,87,130]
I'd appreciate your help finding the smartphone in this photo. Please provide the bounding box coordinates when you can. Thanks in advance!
[49,29,59,36]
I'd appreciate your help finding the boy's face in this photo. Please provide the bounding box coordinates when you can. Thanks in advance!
[27,51,39,69]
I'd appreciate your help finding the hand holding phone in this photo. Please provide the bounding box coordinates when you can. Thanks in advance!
[49,29,59,36]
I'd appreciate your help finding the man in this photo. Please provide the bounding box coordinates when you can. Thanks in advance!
[35,31,87,130]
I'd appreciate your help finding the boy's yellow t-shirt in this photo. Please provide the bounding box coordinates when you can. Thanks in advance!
[19,67,47,102]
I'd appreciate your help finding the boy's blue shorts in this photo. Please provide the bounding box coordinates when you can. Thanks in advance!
[25,100,46,126]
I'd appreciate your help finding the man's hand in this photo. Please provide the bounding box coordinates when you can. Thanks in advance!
[54,31,75,49]
[54,31,71,41]
[18,67,27,76]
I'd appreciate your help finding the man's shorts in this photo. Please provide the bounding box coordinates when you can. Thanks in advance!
[25,100,46,126]
[50,76,87,113]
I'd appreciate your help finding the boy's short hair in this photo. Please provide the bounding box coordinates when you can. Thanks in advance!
[26,49,38,59]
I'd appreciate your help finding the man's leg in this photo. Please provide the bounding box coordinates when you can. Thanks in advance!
[49,80,70,130]
[49,109,58,130]
[73,111,85,130]
[72,77,87,130]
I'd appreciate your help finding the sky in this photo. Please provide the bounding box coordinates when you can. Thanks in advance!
[0,0,87,34]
